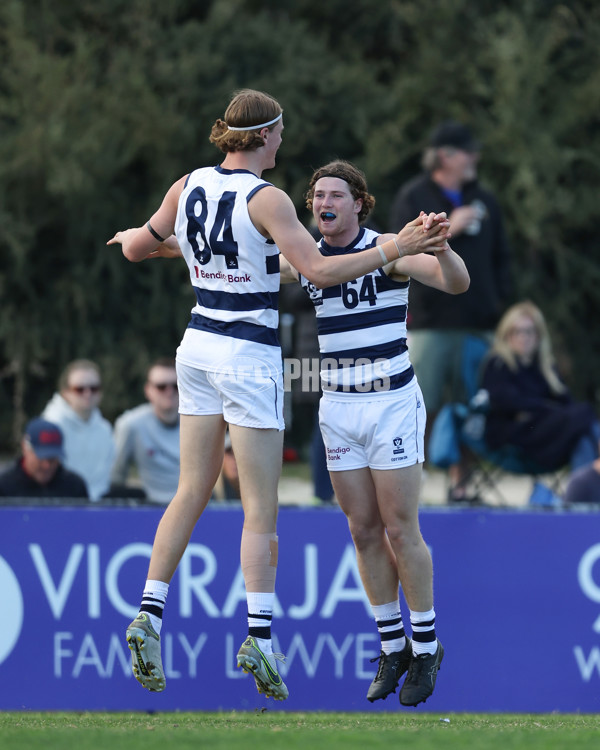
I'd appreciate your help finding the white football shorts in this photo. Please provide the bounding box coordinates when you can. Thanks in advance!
[176,360,284,430]
[318,382,426,471]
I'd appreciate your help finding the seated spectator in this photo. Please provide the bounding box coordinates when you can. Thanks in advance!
[213,431,241,502]
[42,359,115,501]
[481,301,600,473]
[111,358,180,504]
[565,459,600,505]
[0,417,88,499]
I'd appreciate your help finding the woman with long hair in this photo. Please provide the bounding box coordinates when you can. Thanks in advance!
[482,301,599,471]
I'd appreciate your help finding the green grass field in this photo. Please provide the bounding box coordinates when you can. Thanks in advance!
[1,712,599,750]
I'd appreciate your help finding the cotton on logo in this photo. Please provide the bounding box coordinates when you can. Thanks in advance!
[0,556,24,664]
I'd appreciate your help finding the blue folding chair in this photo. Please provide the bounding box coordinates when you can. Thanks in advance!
[428,335,565,506]
[429,397,565,505]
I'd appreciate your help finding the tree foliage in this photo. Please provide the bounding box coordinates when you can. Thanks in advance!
[0,0,599,447]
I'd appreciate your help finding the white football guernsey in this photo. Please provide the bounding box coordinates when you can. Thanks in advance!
[174,166,282,378]
[299,227,415,399]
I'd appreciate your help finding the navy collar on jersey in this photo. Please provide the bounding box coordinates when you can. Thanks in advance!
[319,227,367,255]
[215,165,259,176]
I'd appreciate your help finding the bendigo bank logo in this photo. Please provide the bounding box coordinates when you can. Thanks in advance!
[0,556,24,664]
[326,446,350,461]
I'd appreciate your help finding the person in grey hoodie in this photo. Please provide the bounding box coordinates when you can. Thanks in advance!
[111,357,180,504]
[42,359,115,501]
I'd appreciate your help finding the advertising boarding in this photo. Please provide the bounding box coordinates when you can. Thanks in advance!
[1,506,599,712]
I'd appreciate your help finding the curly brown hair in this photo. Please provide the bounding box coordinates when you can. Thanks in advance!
[305,160,376,223]
[209,89,283,154]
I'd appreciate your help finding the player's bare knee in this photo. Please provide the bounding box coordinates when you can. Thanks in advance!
[348,523,386,552]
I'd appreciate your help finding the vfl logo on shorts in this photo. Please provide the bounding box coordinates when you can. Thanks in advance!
[393,437,405,455]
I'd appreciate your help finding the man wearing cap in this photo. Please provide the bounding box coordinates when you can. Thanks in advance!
[0,417,88,498]
[389,120,512,501]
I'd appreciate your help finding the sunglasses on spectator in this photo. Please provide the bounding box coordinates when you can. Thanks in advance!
[69,384,102,394]
[149,382,178,392]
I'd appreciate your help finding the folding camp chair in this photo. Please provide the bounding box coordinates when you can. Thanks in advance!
[429,398,565,505]
[460,410,565,505]
[428,335,566,506]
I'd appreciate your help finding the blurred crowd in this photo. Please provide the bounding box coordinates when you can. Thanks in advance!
[0,357,240,505]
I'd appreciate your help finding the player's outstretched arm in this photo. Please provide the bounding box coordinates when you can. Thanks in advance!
[107,176,186,261]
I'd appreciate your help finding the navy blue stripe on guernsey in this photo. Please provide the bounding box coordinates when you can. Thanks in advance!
[188,313,280,347]
[374,272,410,292]
[194,287,279,312]
[317,305,407,336]
[327,365,414,393]
[265,254,279,274]
[247,183,272,202]
[322,286,342,299]
[324,337,407,363]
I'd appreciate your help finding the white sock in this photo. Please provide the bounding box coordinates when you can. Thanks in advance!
[372,600,406,654]
[409,607,437,656]
[140,579,169,635]
[247,592,274,655]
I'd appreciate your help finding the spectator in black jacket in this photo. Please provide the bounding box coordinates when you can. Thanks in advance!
[481,301,599,472]
[389,120,513,499]
[0,417,88,499]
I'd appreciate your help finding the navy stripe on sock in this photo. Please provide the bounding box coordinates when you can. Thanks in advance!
[381,627,406,641]
[411,630,436,644]
[248,626,271,639]
[248,611,272,622]
[411,617,435,628]
[377,616,402,627]
[142,595,164,606]
[140,604,164,618]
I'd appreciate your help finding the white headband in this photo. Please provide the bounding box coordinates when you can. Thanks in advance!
[227,113,282,131]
